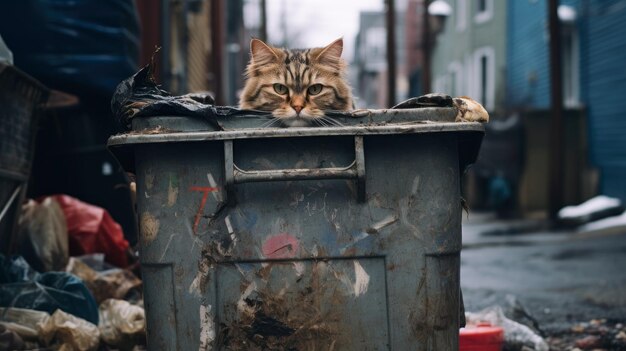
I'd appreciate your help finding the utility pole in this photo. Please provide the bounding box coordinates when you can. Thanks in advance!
[385,0,397,107]
[210,0,225,105]
[260,0,267,42]
[548,0,564,219]
[421,0,431,94]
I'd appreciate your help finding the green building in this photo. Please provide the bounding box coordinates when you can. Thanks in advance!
[431,0,506,114]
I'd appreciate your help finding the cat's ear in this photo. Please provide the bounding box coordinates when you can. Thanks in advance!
[250,38,278,64]
[315,38,343,65]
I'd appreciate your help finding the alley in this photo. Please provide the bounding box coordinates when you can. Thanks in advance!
[462,212,626,346]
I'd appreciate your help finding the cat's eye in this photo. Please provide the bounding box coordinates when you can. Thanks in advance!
[307,84,323,95]
[273,83,288,95]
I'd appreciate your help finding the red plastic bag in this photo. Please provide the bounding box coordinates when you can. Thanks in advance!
[48,195,129,268]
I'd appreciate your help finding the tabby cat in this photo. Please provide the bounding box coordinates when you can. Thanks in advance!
[239,38,353,127]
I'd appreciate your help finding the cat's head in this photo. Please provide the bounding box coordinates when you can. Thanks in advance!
[239,38,353,127]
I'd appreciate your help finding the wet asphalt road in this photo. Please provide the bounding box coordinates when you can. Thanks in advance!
[460,213,626,330]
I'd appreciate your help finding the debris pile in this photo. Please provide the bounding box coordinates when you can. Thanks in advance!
[465,301,626,351]
[1,195,146,350]
[547,319,626,351]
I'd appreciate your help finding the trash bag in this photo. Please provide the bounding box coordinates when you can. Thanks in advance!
[465,306,549,351]
[0,255,99,325]
[17,198,69,272]
[39,309,100,351]
[66,257,142,304]
[0,34,12,65]
[0,0,139,99]
[111,62,268,130]
[0,307,50,341]
[50,195,130,268]
[0,324,25,350]
[99,299,145,350]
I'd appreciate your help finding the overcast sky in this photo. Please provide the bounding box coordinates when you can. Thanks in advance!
[264,0,385,60]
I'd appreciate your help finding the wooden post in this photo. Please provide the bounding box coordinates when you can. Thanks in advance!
[548,0,564,219]
[210,0,225,105]
[422,0,431,94]
[386,0,397,107]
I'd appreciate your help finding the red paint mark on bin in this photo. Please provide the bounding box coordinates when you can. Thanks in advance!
[190,186,218,234]
[262,233,300,259]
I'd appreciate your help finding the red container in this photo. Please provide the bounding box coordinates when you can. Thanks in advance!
[460,323,504,351]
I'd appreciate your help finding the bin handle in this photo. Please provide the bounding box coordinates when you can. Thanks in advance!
[224,136,366,202]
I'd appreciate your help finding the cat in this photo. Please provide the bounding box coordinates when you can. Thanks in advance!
[239,38,353,127]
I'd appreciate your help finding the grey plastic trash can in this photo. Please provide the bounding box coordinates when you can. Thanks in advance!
[108,107,484,350]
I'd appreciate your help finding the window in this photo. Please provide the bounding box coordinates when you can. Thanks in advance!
[477,0,487,12]
[366,27,386,58]
[472,47,495,110]
[456,0,467,31]
[448,62,463,97]
[475,0,493,24]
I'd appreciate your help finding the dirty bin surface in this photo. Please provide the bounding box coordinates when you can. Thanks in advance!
[108,107,484,351]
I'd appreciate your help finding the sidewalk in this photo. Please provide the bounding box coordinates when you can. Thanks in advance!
[460,211,626,331]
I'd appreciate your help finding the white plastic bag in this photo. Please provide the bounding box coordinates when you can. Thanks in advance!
[39,309,100,351]
[465,306,549,351]
[99,299,145,350]
[0,307,50,340]
[18,198,69,271]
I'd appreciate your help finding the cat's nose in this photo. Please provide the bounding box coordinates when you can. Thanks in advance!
[291,96,305,114]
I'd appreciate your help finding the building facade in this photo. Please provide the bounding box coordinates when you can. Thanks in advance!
[508,0,626,202]
[431,0,507,114]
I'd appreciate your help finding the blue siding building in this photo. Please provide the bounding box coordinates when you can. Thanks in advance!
[507,0,626,201]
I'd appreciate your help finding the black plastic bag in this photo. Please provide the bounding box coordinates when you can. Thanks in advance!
[111,63,271,130]
[0,255,99,325]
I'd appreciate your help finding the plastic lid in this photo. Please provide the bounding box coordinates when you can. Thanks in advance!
[460,323,504,345]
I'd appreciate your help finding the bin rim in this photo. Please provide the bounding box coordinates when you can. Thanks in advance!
[107,120,484,175]
[108,121,484,145]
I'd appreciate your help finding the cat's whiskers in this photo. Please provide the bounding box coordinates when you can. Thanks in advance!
[321,116,343,127]
[260,117,281,128]
[315,118,331,128]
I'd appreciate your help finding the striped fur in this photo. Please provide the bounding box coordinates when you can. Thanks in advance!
[239,38,353,127]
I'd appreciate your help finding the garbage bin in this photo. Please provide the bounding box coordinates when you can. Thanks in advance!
[108,107,484,350]
[0,64,48,253]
